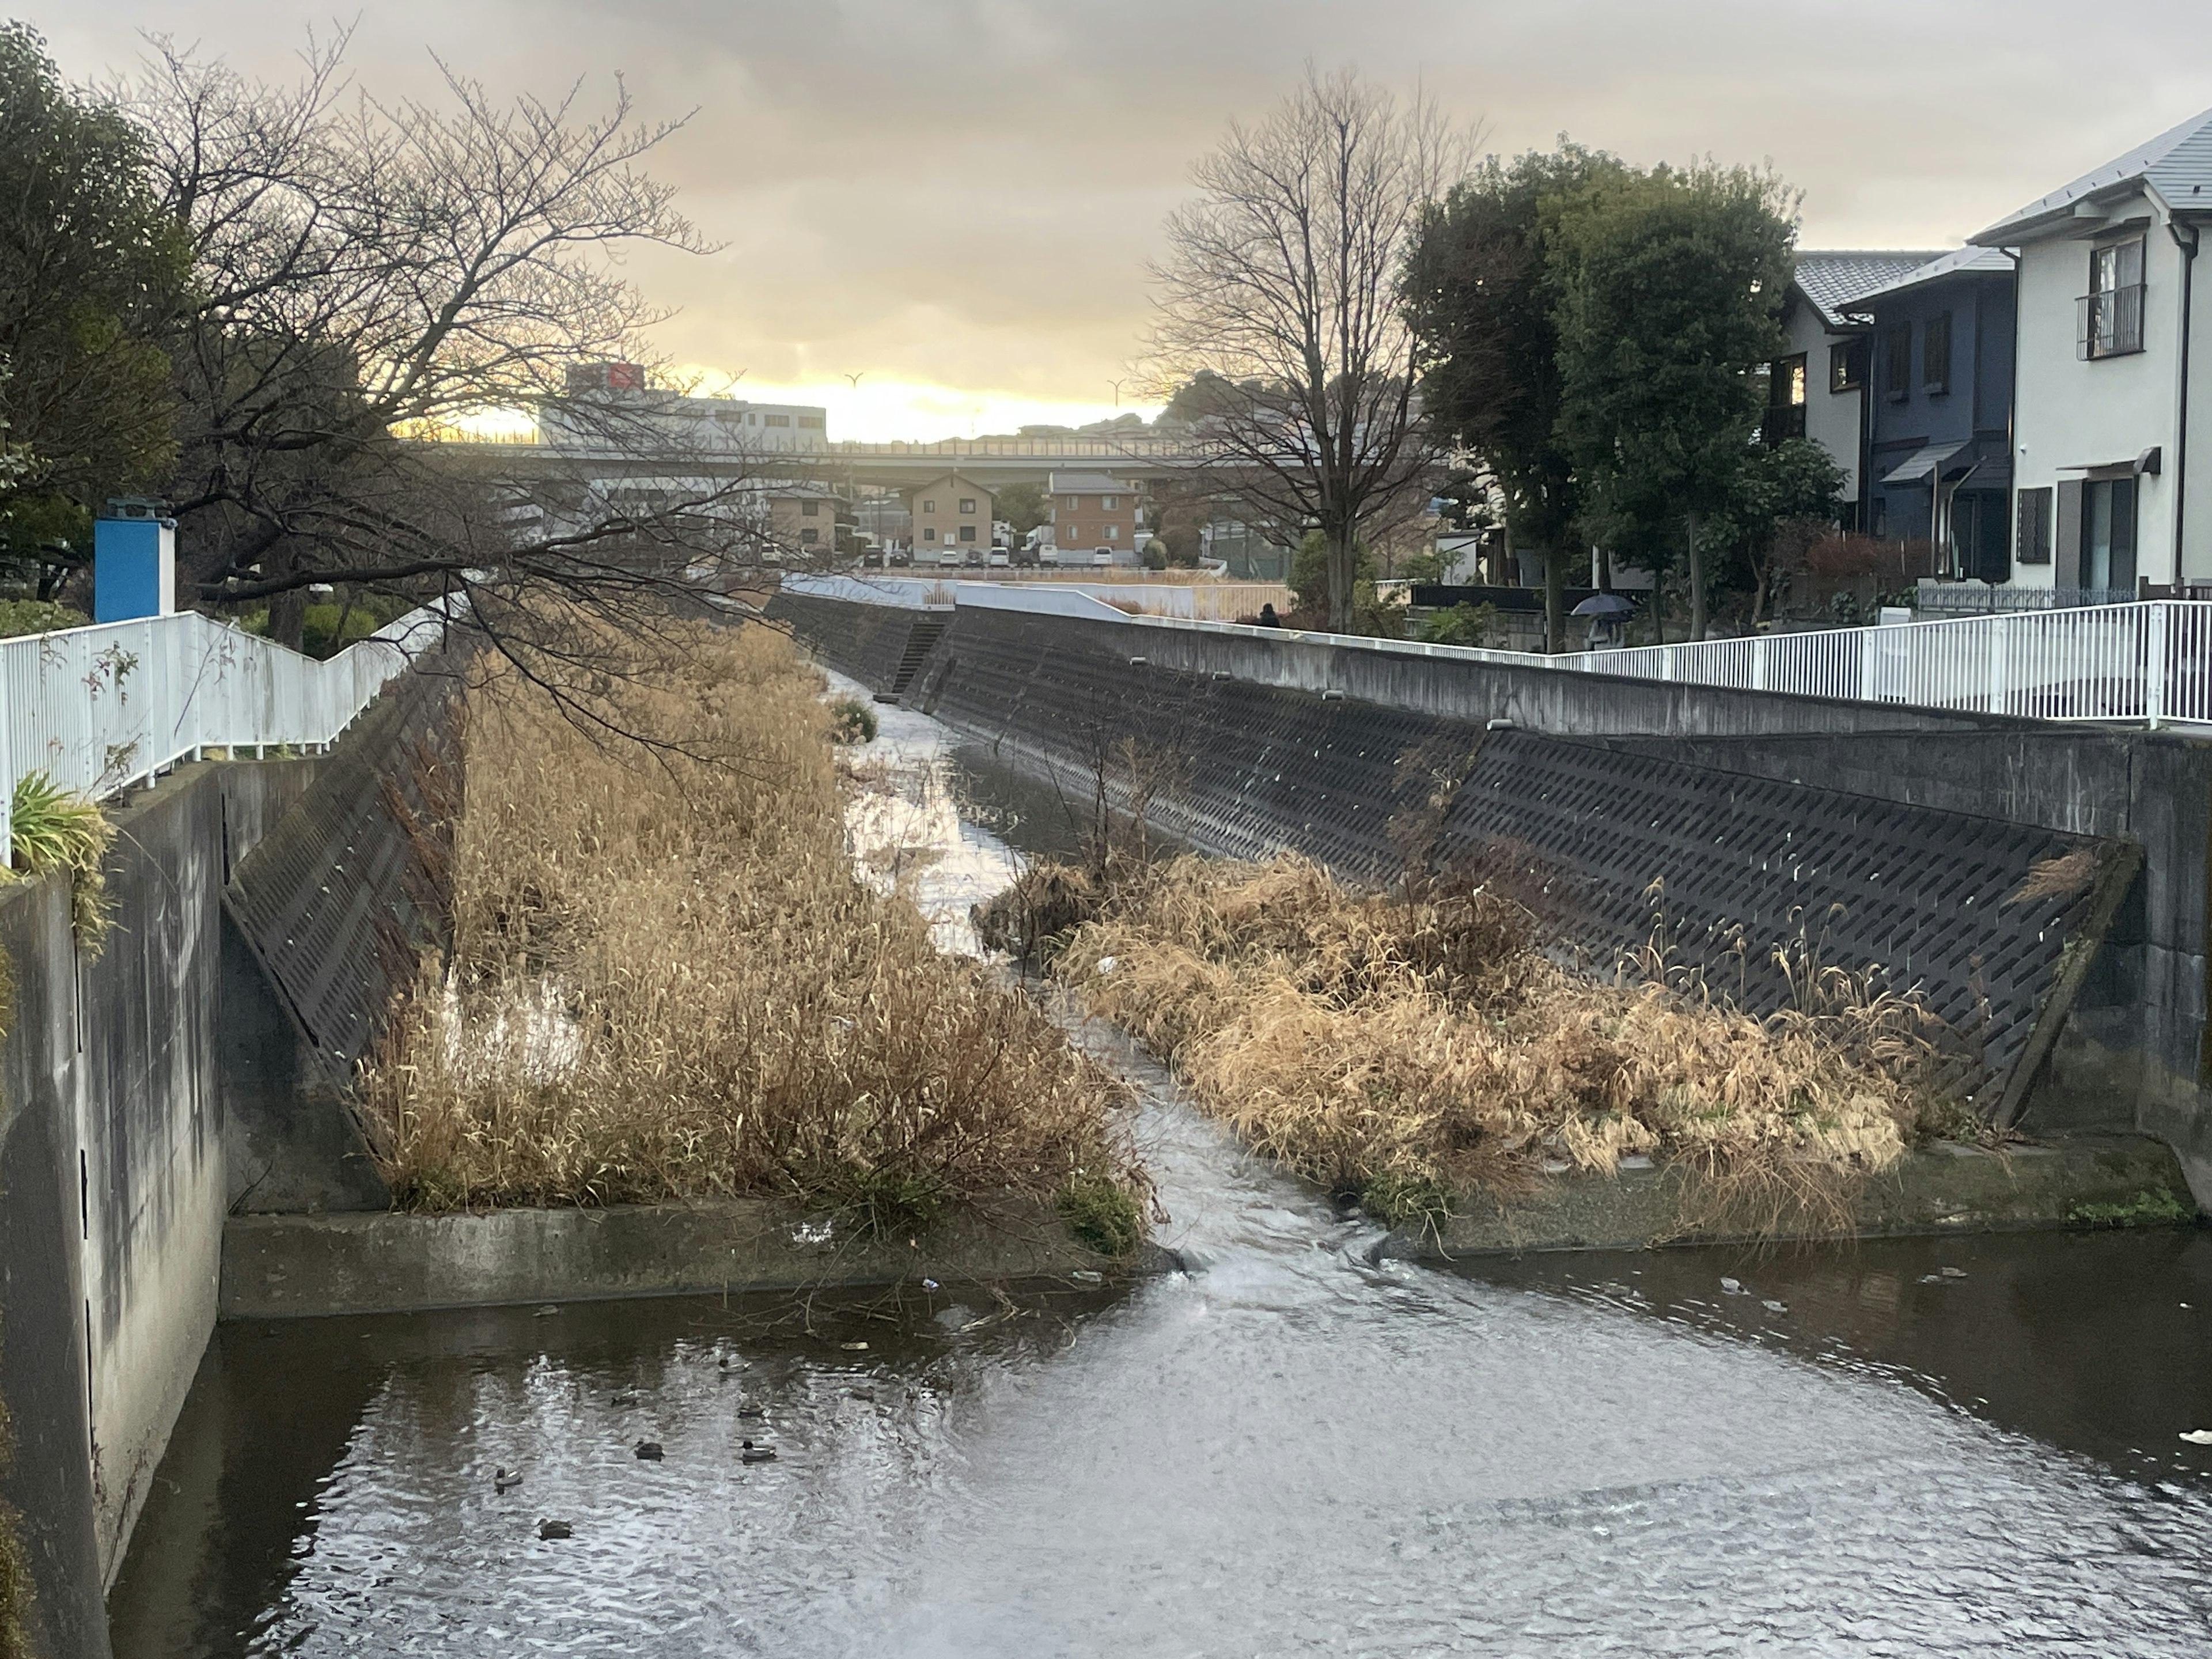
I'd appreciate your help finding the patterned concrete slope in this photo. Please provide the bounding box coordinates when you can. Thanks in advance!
[782,597,2126,1102]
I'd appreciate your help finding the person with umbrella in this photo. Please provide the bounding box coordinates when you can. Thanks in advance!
[1571,592,1634,649]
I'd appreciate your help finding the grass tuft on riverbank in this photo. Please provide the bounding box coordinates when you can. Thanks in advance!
[360,619,1147,1249]
[1011,853,1952,1232]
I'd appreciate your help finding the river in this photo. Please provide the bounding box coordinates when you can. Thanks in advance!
[109,679,2212,1655]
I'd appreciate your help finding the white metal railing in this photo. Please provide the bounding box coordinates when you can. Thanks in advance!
[1551,601,2212,725]
[0,606,446,849]
[1112,600,2212,729]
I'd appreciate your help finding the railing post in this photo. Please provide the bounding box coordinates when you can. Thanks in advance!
[1987,614,2008,715]
[1752,636,1769,692]
[2146,602,2169,728]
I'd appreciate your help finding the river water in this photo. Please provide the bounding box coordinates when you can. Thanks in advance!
[111,680,2212,1656]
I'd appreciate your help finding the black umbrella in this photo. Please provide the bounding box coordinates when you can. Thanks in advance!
[1570,593,1635,618]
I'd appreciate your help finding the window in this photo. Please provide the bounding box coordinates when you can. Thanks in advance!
[765,412,791,427]
[1884,325,1912,402]
[1062,495,1077,509]
[1923,313,1952,395]
[1762,353,1807,443]
[921,499,935,514]
[1102,495,1119,510]
[2081,237,2147,358]
[1950,490,2009,584]
[1830,339,1866,393]
[801,499,820,517]
[959,498,976,514]
[922,527,937,542]
[797,414,824,429]
[2016,486,2053,566]
[800,527,818,544]
[1104,524,1119,541]
[958,524,977,543]
[1063,524,1080,543]
[2083,476,2138,592]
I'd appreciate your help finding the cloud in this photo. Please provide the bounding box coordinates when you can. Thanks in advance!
[41,0,2212,439]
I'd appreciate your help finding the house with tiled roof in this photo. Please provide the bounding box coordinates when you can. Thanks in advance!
[1968,105,2212,597]
[1839,247,2018,577]
[1774,251,1945,527]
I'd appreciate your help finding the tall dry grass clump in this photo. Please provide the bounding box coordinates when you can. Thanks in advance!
[1054,854,1949,1232]
[359,618,1145,1247]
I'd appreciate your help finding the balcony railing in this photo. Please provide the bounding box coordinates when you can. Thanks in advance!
[2078,283,2147,358]
[1760,404,1807,446]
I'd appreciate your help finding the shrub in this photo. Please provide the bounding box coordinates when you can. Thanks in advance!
[0,599,86,638]
[6,771,114,946]
[828,696,878,744]
[1422,601,1500,649]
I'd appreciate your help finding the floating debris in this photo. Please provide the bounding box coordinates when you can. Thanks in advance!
[535,1305,561,1317]
[611,1390,640,1407]
[1071,1270,1103,1285]
[840,1340,870,1352]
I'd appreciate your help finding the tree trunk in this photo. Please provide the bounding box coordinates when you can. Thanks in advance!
[1687,514,1707,643]
[1599,545,1613,594]
[1327,524,1358,634]
[1543,546,1566,653]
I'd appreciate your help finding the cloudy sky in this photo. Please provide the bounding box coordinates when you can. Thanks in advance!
[41,1,2212,440]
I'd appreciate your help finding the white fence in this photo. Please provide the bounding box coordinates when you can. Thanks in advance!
[1,607,445,848]
[1552,601,2212,725]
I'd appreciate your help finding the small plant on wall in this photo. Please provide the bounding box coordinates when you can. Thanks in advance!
[5,771,115,949]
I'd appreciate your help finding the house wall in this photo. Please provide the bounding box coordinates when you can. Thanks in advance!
[2010,194,2185,588]
[768,494,838,555]
[903,474,994,554]
[1865,271,2015,547]
[1783,302,1866,507]
[1051,488,1137,552]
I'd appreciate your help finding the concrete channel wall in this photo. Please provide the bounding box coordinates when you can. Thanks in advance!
[0,757,320,1658]
[767,590,2212,1200]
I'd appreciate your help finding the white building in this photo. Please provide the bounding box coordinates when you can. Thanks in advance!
[539,361,829,456]
[1777,251,1945,527]
[1969,107,2212,595]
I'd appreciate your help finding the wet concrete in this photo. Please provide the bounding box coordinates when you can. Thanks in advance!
[108,675,2212,1655]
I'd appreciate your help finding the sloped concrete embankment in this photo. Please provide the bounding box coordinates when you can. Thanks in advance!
[774,593,2211,1206]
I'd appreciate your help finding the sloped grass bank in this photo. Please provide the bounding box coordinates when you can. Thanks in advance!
[359,619,1146,1254]
[995,853,1965,1237]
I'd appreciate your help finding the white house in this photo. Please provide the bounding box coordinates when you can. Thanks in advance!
[1969,107,2212,596]
[1777,251,1944,527]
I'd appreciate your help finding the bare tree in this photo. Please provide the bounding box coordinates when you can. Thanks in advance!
[109,32,808,649]
[1149,67,1468,631]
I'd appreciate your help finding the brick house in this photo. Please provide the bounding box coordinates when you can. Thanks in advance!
[903,473,994,555]
[1048,471,1136,554]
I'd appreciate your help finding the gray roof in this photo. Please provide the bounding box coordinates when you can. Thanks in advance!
[1792,251,1948,328]
[1974,106,2212,243]
[1838,245,2014,308]
[1047,471,1129,493]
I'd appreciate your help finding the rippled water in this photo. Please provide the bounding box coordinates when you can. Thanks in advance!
[111,677,2212,1655]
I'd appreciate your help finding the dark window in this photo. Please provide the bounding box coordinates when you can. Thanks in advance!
[958,524,977,543]
[2081,238,2147,358]
[799,527,818,544]
[2016,486,2052,566]
[801,499,820,517]
[797,414,824,429]
[1884,325,1912,402]
[959,498,977,513]
[764,412,792,427]
[1951,490,2009,583]
[922,527,937,542]
[2082,476,2138,592]
[1830,339,1866,393]
[1923,313,1952,395]
[1762,354,1808,444]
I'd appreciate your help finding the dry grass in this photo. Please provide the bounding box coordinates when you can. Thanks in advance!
[359,617,1145,1245]
[1052,853,1950,1233]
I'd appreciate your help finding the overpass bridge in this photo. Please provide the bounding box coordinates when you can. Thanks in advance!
[418,431,1219,490]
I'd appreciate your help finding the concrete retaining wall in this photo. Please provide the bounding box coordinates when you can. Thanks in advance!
[0,757,320,1656]
[222,1198,1147,1319]
[777,593,2212,1201]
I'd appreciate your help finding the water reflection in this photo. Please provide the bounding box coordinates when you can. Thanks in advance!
[110,673,2212,1656]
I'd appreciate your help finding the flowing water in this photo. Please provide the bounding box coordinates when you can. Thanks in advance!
[111,679,2212,1656]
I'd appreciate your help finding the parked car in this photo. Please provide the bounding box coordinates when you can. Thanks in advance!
[1039,547,1060,566]
[988,550,1010,569]
[936,549,960,569]
[887,546,911,567]
[1092,549,1113,568]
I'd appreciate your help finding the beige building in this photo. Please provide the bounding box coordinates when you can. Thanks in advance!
[766,484,844,559]
[904,473,994,555]
[1049,471,1137,554]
